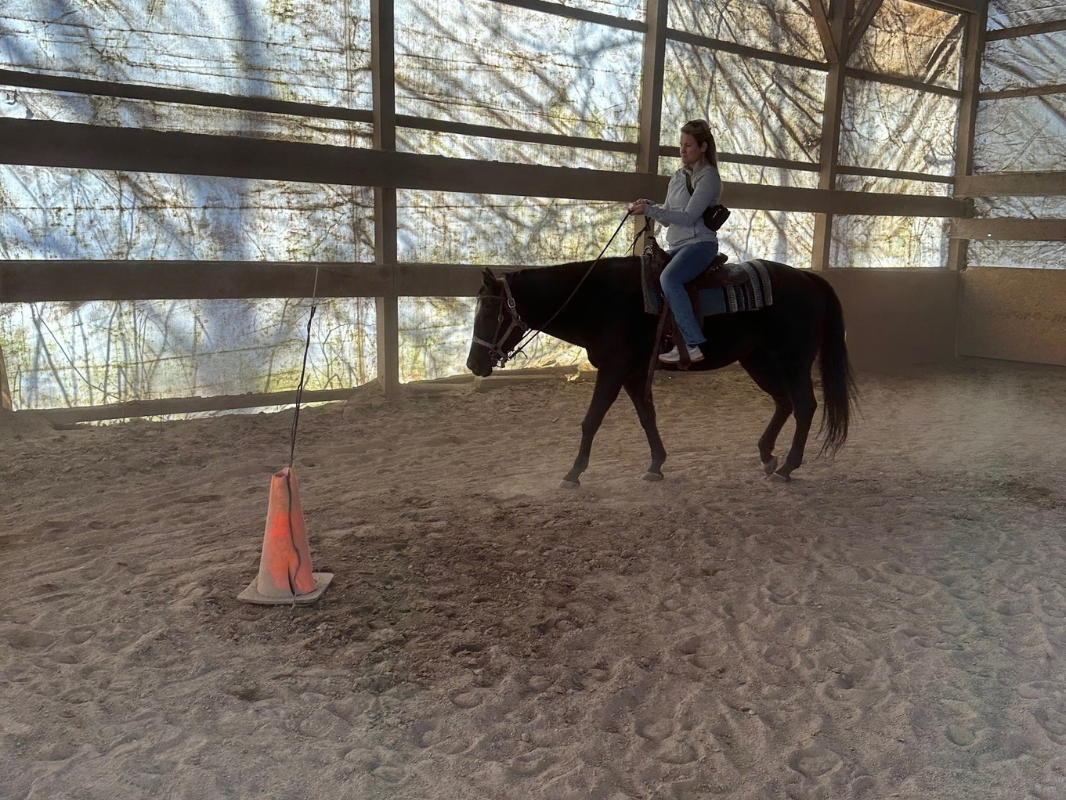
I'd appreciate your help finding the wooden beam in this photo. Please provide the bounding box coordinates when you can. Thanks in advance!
[0,118,665,201]
[489,0,645,31]
[31,386,362,426]
[372,0,400,396]
[665,29,826,72]
[951,218,1066,241]
[0,261,517,303]
[23,365,585,424]
[949,2,985,271]
[846,0,884,60]
[810,0,840,64]
[845,67,962,97]
[910,0,980,14]
[398,115,639,154]
[0,191,967,302]
[659,146,821,172]
[0,261,385,302]
[811,0,852,270]
[727,184,962,215]
[984,20,1066,41]
[981,83,1066,101]
[837,164,955,184]
[955,172,1066,198]
[637,0,669,174]
[7,119,955,211]
[0,68,375,124]
[635,0,669,248]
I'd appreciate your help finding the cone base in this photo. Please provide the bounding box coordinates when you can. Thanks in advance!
[237,572,334,606]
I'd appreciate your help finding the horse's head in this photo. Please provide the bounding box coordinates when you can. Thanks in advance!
[466,268,529,378]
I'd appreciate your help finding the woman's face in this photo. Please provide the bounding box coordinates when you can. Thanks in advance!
[679,132,706,167]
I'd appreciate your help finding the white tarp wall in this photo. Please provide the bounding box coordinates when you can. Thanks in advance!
[1,0,974,413]
[970,0,1066,269]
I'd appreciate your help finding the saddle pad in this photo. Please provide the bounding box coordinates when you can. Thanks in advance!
[642,258,774,316]
[699,260,774,316]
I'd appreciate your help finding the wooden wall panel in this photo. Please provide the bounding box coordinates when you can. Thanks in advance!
[958,268,1066,367]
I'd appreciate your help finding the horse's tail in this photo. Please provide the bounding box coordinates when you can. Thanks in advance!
[805,272,857,456]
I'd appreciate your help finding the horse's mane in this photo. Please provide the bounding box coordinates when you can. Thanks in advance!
[511,254,641,290]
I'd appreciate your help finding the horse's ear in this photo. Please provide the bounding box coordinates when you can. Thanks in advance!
[482,267,498,285]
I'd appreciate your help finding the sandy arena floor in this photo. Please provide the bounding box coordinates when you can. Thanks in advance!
[2,360,1066,800]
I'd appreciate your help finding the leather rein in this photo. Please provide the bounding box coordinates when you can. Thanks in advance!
[471,212,648,369]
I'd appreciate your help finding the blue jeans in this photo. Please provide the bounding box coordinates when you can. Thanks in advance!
[662,240,718,346]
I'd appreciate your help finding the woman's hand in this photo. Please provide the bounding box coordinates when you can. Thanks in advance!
[628,198,650,216]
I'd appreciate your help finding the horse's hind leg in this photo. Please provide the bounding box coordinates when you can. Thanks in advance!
[562,368,624,487]
[623,373,667,481]
[740,355,793,476]
[775,370,817,481]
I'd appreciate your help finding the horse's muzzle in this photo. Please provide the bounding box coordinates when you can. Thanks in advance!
[466,355,492,378]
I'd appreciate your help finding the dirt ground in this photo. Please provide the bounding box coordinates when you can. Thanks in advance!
[2,360,1066,800]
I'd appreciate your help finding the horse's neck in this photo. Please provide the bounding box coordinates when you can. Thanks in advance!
[510,258,636,331]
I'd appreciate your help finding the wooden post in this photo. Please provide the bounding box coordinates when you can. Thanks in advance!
[635,0,669,248]
[811,0,852,271]
[948,2,987,272]
[372,0,400,395]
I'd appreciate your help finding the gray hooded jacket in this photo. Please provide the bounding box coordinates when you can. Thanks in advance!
[644,161,722,251]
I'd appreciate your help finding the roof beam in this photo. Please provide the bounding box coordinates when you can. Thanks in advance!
[846,0,884,60]
[911,0,981,14]
[809,0,840,63]
[665,29,826,71]
[489,0,645,31]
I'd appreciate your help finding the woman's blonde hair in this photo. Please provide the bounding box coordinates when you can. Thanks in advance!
[681,119,717,167]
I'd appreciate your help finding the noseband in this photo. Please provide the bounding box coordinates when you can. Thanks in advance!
[472,277,530,368]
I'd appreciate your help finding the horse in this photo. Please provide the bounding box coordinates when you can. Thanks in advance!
[466,241,856,486]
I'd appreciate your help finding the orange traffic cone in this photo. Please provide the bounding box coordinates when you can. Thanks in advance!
[238,467,333,605]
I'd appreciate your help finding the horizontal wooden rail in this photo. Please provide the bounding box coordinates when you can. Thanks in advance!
[22,366,586,424]
[985,19,1066,42]
[0,119,965,217]
[981,83,1066,101]
[955,172,1066,198]
[951,218,1066,241]
[0,68,375,124]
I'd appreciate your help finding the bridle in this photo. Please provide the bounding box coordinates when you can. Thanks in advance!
[471,211,649,369]
[471,276,530,368]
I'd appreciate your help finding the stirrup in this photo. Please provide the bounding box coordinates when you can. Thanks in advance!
[658,345,704,364]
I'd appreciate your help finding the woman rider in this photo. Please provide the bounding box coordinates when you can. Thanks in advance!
[629,119,721,364]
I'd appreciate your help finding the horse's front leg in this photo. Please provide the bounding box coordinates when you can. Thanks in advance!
[623,373,667,481]
[561,369,625,487]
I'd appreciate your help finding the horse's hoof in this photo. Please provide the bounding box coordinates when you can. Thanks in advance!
[559,479,580,490]
[761,456,779,476]
[642,471,664,482]
[770,469,792,483]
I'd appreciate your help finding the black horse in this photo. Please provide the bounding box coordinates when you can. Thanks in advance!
[466,246,856,485]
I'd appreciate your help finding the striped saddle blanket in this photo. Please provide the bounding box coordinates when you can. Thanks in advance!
[642,257,775,318]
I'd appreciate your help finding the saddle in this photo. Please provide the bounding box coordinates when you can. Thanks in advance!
[640,236,770,379]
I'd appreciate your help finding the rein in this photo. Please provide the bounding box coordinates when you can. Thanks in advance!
[475,211,636,368]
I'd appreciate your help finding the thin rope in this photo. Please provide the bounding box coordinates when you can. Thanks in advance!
[288,267,320,469]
